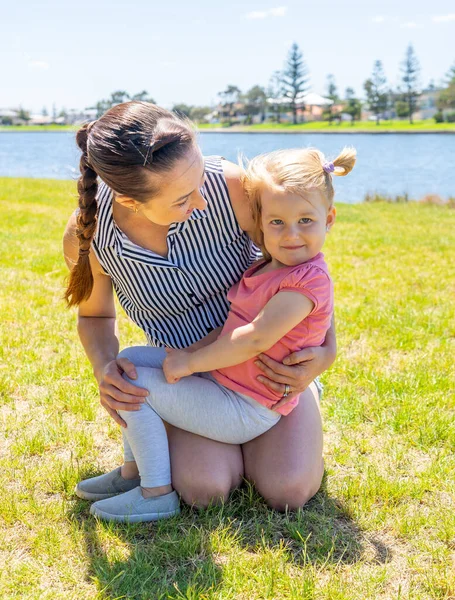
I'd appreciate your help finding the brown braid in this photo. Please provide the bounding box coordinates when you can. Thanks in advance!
[64,123,99,306]
[64,101,197,307]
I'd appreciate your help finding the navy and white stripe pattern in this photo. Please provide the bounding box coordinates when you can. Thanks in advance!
[92,156,259,348]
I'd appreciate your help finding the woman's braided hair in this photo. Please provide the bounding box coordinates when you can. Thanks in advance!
[65,101,197,307]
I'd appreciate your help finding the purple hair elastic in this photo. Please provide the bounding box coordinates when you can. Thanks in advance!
[323,162,335,174]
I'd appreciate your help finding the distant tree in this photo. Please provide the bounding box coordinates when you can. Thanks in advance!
[437,62,455,111]
[110,90,130,105]
[17,107,31,123]
[91,100,110,118]
[326,74,339,102]
[438,83,455,111]
[243,85,267,124]
[363,60,388,125]
[89,90,154,118]
[41,106,48,117]
[400,44,421,124]
[281,43,310,124]
[323,74,340,124]
[444,62,455,85]
[189,106,212,123]
[52,103,57,121]
[395,100,410,118]
[218,85,241,125]
[58,108,68,124]
[130,90,156,103]
[172,103,193,118]
[343,88,362,125]
[267,71,285,123]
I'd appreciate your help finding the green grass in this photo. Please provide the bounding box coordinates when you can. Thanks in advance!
[0,125,79,132]
[198,119,455,133]
[1,178,454,599]
[2,119,455,133]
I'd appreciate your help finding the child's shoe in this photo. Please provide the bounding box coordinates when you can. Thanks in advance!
[90,488,180,523]
[75,467,141,501]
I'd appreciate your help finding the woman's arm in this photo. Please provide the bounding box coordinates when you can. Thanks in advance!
[63,214,149,427]
[255,315,337,409]
[163,291,314,382]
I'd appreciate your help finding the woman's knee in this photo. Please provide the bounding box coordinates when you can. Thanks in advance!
[256,462,324,512]
[174,469,241,509]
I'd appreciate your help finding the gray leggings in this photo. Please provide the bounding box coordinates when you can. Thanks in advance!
[118,346,281,488]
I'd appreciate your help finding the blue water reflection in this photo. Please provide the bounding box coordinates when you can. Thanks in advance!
[0,131,453,203]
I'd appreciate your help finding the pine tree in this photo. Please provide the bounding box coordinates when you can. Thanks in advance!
[267,71,285,123]
[343,88,362,125]
[400,44,421,124]
[363,60,388,125]
[281,43,310,124]
[218,85,241,125]
[324,74,339,124]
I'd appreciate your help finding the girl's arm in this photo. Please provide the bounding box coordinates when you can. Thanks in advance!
[163,291,314,382]
[184,326,223,353]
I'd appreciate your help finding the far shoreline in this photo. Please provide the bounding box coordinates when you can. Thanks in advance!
[1,122,455,135]
[199,128,455,134]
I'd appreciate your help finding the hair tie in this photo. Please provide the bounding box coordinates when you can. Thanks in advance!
[79,247,90,257]
[322,162,335,174]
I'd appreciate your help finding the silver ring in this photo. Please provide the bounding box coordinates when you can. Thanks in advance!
[282,384,291,398]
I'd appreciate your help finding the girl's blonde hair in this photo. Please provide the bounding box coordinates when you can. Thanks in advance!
[241,147,356,260]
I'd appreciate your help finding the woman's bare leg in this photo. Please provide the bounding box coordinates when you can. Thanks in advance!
[242,383,324,511]
[165,424,244,508]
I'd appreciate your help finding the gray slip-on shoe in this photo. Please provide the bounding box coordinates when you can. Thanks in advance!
[75,467,141,501]
[90,487,181,523]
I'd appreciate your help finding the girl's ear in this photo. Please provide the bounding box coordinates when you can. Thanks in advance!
[326,206,336,231]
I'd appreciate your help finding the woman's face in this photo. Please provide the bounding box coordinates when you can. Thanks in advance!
[118,149,207,226]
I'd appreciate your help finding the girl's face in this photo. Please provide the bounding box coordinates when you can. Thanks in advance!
[260,186,336,268]
[116,149,207,226]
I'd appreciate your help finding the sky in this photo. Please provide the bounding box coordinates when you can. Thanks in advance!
[1,0,454,114]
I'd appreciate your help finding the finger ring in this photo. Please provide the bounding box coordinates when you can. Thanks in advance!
[282,384,291,398]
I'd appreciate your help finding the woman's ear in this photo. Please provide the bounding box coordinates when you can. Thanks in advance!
[114,194,138,212]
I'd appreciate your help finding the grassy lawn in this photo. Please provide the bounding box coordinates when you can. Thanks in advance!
[0,178,454,599]
[198,119,455,133]
[2,119,455,133]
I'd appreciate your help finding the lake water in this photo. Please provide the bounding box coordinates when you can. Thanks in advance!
[0,131,454,203]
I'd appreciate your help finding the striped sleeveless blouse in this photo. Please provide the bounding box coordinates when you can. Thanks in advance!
[92,156,259,349]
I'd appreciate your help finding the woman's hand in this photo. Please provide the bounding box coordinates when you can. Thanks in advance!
[163,349,193,383]
[255,344,336,411]
[96,357,149,427]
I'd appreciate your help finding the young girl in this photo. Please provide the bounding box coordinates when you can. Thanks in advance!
[89,146,356,522]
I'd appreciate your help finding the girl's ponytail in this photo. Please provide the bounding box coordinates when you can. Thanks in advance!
[64,123,99,307]
[332,147,356,177]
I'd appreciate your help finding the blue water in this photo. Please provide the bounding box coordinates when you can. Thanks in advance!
[0,131,454,203]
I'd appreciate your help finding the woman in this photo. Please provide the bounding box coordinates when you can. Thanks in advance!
[64,101,336,511]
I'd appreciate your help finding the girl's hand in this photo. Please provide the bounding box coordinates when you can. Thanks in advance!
[96,358,149,428]
[255,345,335,411]
[163,349,193,383]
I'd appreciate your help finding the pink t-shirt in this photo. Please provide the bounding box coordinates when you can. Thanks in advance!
[212,252,333,416]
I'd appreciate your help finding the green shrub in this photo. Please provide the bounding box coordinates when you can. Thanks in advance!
[434,111,444,123]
